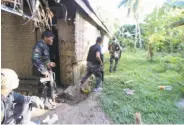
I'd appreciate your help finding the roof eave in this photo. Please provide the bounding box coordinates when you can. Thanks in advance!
[74,0,111,36]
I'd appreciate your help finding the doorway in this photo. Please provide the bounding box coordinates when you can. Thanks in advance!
[49,27,61,86]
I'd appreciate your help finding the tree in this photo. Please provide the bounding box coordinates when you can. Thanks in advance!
[167,0,184,27]
[141,4,184,55]
[118,0,143,48]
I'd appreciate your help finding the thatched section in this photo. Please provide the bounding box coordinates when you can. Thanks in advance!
[1,0,55,31]
[1,0,23,13]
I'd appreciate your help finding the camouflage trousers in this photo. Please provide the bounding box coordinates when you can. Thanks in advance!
[81,62,102,88]
[109,55,119,72]
[32,66,55,99]
[11,103,32,124]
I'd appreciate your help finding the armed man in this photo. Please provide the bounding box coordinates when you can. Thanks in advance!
[80,37,104,92]
[108,38,122,72]
[1,69,44,124]
[32,30,57,110]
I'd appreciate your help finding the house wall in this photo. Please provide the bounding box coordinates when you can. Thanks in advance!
[57,10,102,86]
[73,11,101,85]
[75,11,101,62]
[1,11,36,76]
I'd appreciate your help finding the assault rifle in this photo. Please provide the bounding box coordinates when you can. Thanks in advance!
[40,69,58,101]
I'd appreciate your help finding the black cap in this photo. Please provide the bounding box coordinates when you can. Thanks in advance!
[42,31,55,38]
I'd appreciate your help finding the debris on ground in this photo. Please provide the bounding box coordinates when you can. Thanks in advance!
[31,76,111,124]
[123,88,135,95]
[176,99,184,108]
[60,82,93,105]
[80,87,91,94]
[158,86,172,90]
[125,80,134,84]
[42,114,58,124]
[32,93,112,124]
[60,85,88,105]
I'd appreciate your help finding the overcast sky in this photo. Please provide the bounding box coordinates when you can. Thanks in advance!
[90,0,167,25]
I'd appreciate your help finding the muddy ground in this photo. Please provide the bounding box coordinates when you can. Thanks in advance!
[31,85,112,124]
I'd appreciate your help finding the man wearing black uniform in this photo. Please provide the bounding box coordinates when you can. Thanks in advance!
[81,37,103,92]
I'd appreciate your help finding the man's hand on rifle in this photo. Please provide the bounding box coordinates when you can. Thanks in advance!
[47,62,56,68]
[43,71,50,78]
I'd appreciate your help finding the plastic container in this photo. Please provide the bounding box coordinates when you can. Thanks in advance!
[42,114,58,124]
[164,86,172,90]
[158,86,172,90]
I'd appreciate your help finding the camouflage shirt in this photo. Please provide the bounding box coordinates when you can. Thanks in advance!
[1,92,31,124]
[1,92,41,124]
[32,40,50,74]
[108,42,121,54]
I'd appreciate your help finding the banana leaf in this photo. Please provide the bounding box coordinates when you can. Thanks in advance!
[170,18,184,27]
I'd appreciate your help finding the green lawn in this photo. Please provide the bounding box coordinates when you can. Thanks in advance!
[100,50,184,124]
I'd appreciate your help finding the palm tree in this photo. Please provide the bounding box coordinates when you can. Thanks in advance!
[118,0,142,48]
[167,0,184,27]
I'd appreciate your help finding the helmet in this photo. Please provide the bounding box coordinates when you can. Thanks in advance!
[1,69,19,90]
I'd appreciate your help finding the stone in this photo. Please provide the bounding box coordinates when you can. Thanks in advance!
[176,99,184,108]
[63,85,78,100]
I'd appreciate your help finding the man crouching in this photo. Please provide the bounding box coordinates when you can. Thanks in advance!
[1,69,44,124]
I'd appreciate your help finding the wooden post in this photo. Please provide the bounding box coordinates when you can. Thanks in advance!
[136,112,142,124]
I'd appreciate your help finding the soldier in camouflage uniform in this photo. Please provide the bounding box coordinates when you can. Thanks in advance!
[108,39,122,72]
[32,31,56,110]
[1,69,44,125]
[80,37,103,92]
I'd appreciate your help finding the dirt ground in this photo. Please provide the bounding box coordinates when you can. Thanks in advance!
[31,92,112,124]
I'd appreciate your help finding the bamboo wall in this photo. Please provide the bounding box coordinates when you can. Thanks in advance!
[57,19,75,85]
[1,11,36,76]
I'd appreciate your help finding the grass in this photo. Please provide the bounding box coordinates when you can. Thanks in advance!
[100,50,184,124]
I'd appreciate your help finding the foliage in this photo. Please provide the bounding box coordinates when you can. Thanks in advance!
[141,4,184,54]
[167,0,184,8]
[102,1,184,124]
[100,51,184,124]
[111,25,135,46]
[167,0,184,27]
[115,4,184,54]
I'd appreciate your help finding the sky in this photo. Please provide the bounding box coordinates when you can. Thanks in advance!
[90,0,167,25]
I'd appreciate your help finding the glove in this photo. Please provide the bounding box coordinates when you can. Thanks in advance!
[30,96,44,109]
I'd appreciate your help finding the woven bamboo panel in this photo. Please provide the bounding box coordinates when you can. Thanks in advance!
[57,19,75,85]
[1,11,36,76]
